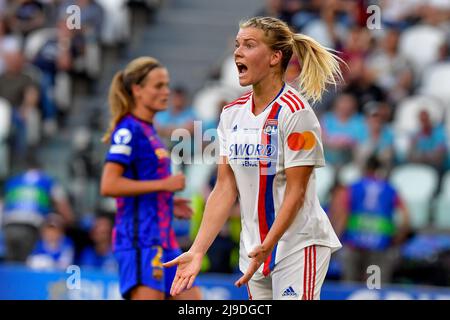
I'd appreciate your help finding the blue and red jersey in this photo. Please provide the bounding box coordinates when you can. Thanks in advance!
[105,114,178,252]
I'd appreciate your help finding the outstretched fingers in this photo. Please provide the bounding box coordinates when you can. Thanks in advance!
[162,257,179,268]
[171,274,190,296]
[234,262,258,288]
[187,275,196,290]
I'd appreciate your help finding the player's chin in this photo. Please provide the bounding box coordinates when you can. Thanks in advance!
[156,101,169,111]
[238,77,252,87]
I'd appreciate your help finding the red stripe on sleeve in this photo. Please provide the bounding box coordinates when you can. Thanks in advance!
[284,93,300,111]
[223,92,252,110]
[287,90,305,109]
[280,96,295,113]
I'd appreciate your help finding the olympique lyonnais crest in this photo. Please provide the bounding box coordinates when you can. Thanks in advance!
[263,119,278,136]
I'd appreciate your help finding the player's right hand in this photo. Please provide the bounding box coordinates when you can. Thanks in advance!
[162,251,203,296]
[164,173,186,192]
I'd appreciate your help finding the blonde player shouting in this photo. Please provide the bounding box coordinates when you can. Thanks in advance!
[164,16,343,300]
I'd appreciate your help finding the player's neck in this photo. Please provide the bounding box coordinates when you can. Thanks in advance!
[131,105,155,124]
[252,76,284,115]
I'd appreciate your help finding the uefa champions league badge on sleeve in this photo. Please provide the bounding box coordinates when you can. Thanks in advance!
[114,128,132,145]
[110,128,133,155]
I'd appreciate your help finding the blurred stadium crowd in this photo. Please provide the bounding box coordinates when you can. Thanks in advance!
[1,0,450,290]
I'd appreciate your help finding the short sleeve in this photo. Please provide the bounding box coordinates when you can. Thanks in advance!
[281,108,326,169]
[217,113,228,157]
[105,124,136,167]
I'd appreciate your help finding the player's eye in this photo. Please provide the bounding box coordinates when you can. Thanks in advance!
[245,41,256,49]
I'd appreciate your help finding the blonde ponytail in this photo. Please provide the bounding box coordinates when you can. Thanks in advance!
[101,71,134,143]
[291,33,344,103]
[240,16,344,103]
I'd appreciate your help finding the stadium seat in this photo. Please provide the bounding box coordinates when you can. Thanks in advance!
[419,62,450,106]
[315,165,335,203]
[393,95,445,161]
[390,164,439,229]
[183,162,216,198]
[394,95,445,134]
[97,0,131,45]
[192,84,239,126]
[337,162,362,186]
[301,19,347,49]
[0,98,12,179]
[398,24,446,78]
[84,39,102,79]
[433,171,450,230]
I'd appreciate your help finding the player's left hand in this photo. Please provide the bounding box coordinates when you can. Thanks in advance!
[163,251,203,296]
[234,245,270,288]
[173,197,193,219]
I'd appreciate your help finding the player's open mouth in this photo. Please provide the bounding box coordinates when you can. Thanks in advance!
[236,62,248,76]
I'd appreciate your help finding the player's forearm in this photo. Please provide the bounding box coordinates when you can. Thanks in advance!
[333,213,348,238]
[55,200,75,226]
[101,176,166,197]
[261,187,305,252]
[398,207,410,236]
[190,185,238,256]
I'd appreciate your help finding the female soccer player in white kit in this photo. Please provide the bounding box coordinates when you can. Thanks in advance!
[164,16,343,300]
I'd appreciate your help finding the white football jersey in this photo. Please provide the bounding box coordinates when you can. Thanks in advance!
[217,84,342,278]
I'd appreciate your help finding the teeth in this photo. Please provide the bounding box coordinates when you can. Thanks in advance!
[236,63,247,74]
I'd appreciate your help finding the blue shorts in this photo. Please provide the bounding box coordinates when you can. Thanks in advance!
[114,246,197,299]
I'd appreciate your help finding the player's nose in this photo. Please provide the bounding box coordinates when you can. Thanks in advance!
[234,46,243,58]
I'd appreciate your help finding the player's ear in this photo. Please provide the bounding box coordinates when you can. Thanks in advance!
[270,50,282,68]
[131,83,142,99]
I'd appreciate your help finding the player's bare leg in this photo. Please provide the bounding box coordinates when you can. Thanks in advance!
[130,285,165,300]
[170,286,203,300]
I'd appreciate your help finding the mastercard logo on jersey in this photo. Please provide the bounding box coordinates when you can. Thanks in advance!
[287,131,316,151]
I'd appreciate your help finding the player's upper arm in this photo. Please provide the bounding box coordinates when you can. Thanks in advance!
[217,112,228,157]
[285,165,314,196]
[281,107,325,169]
[100,162,125,196]
[215,156,238,196]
